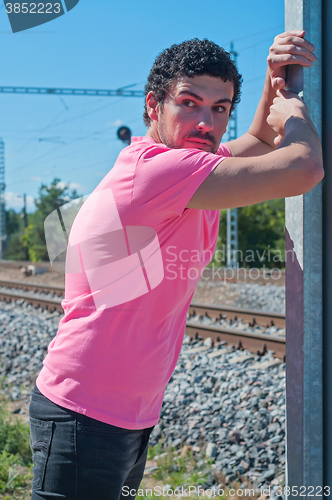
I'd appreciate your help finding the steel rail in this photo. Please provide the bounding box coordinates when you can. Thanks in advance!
[0,279,64,296]
[0,290,63,313]
[188,302,285,329]
[185,322,285,360]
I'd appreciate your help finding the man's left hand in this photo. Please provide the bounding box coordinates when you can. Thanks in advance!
[267,31,316,90]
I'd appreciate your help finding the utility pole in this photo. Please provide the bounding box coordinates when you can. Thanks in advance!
[226,42,239,268]
[22,194,29,261]
[0,140,6,260]
[284,0,324,491]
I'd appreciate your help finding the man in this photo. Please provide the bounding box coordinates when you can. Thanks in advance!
[29,31,323,500]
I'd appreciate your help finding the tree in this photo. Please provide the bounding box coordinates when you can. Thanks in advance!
[211,199,285,269]
[5,209,27,260]
[21,179,80,262]
[6,209,21,236]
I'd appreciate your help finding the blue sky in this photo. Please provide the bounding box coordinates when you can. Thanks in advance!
[0,0,285,212]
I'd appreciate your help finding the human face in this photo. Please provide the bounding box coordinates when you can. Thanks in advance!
[150,75,234,154]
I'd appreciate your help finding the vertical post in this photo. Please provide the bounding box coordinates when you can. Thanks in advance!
[322,0,332,488]
[285,0,323,491]
[226,43,238,268]
[0,140,6,260]
[23,194,29,261]
[226,209,239,268]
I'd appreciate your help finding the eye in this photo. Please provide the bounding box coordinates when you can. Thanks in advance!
[214,105,227,113]
[182,99,196,108]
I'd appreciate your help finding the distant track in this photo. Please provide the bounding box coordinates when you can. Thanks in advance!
[0,279,64,296]
[0,288,63,313]
[0,260,285,285]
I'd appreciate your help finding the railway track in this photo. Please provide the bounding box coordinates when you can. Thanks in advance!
[187,303,285,360]
[0,278,286,360]
[0,279,64,296]
[0,260,285,285]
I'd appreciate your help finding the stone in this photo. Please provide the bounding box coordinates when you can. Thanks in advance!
[229,354,255,364]
[260,468,276,481]
[206,442,218,458]
[228,430,242,442]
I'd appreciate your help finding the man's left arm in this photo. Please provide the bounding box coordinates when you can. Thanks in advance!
[225,30,316,157]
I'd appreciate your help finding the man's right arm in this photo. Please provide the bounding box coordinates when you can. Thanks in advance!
[186,90,323,210]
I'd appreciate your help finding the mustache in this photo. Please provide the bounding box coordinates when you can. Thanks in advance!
[185,131,216,146]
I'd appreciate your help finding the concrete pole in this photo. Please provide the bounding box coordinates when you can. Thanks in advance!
[322,0,332,488]
[284,0,323,492]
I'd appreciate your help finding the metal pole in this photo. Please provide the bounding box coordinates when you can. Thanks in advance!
[284,0,323,492]
[322,0,332,488]
[23,194,29,261]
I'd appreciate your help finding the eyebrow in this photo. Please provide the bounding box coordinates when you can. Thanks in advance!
[178,90,232,105]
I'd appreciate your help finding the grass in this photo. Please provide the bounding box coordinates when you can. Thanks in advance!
[0,399,32,499]
[152,447,212,487]
[141,444,258,500]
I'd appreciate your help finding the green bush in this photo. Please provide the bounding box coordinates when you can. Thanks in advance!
[0,401,33,497]
[0,406,31,466]
[0,451,32,494]
[211,199,285,269]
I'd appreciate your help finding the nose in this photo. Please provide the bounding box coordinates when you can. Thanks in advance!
[196,108,213,133]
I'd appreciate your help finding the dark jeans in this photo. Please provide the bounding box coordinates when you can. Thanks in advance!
[29,386,153,500]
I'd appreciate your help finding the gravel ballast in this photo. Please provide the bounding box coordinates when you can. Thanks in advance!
[0,281,286,492]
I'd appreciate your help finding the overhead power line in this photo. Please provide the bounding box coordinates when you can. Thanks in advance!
[0,86,145,98]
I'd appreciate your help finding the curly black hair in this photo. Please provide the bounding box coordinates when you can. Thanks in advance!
[143,38,242,126]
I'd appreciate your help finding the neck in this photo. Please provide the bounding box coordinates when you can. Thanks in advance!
[145,123,161,143]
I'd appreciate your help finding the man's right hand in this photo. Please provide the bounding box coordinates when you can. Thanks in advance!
[267,89,310,146]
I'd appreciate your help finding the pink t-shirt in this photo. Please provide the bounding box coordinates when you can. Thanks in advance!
[37,136,231,429]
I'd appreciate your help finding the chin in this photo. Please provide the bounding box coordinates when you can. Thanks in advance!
[182,140,215,154]
[189,144,214,153]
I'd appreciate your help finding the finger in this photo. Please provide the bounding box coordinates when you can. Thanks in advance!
[271,34,315,53]
[271,77,285,91]
[269,53,315,69]
[277,30,305,38]
[271,44,316,61]
[274,134,283,147]
[276,88,300,98]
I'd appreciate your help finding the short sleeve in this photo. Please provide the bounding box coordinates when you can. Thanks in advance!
[131,144,231,224]
[216,143,232,157]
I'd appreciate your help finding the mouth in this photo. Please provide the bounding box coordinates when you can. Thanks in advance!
[185,138,213,147]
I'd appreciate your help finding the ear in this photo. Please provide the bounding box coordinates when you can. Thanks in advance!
[146,92,160,122]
